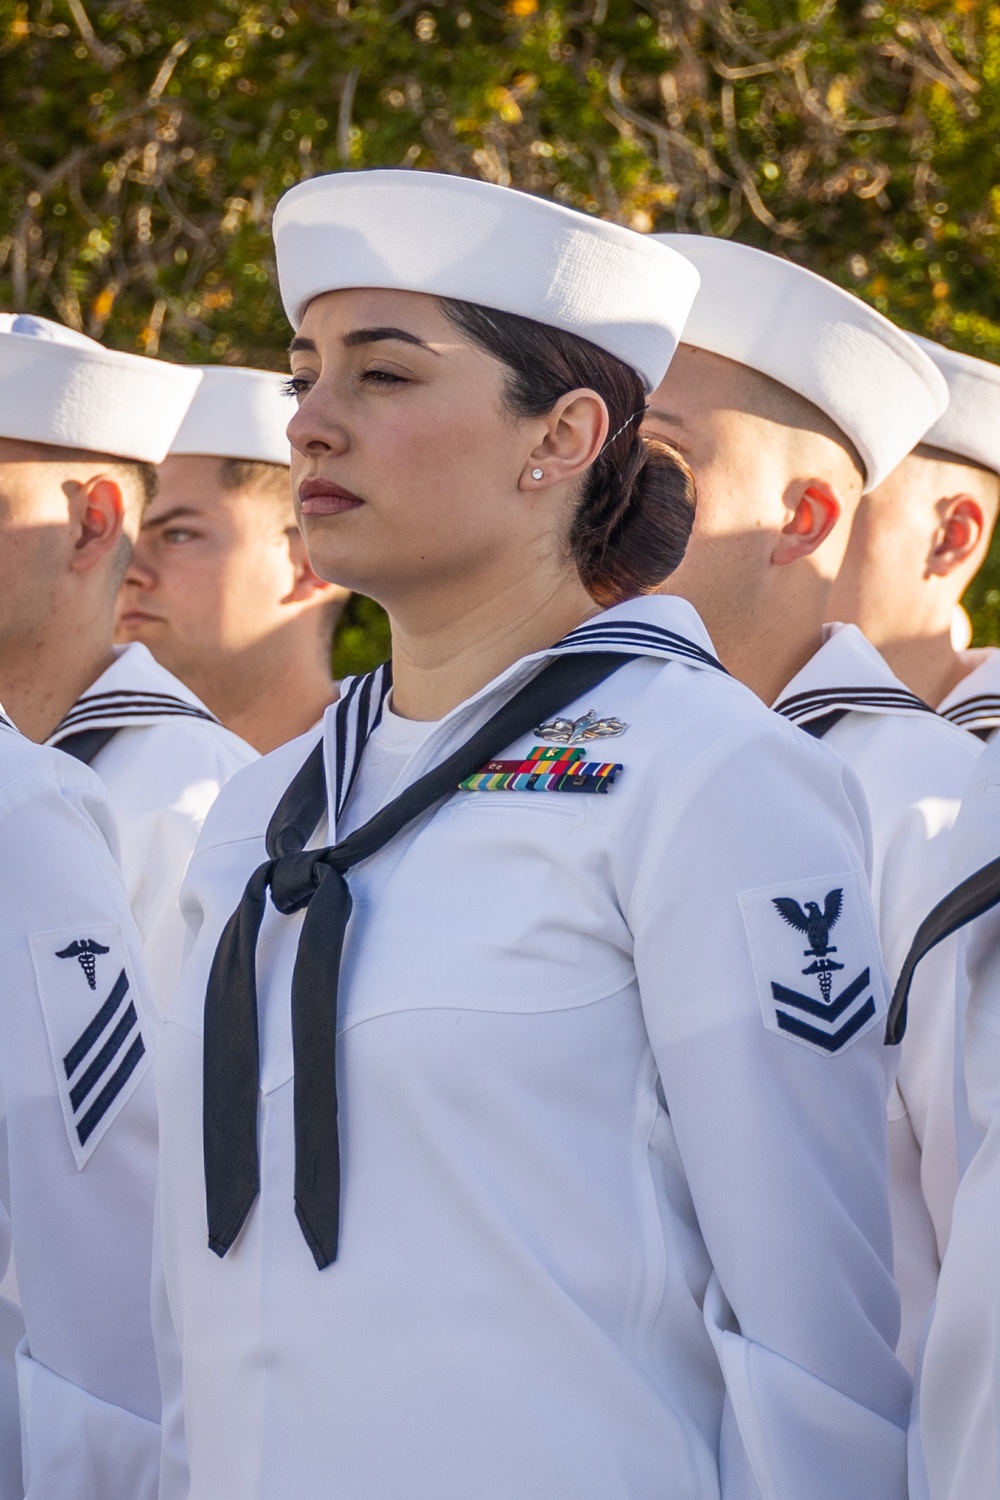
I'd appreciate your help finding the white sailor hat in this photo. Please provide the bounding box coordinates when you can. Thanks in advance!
[909,337,1000,478]
[272,170,700,393]
[0,313,201,464]
[169,366,291,465]
[653,236,949,490]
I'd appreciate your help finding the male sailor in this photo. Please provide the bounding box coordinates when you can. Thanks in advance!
[118,365,349,752]
[155,170,909,1500]
[0,341,175,1493]
[0,316,256,1013]
[828,338,1000,740]
[646,235,979,1370]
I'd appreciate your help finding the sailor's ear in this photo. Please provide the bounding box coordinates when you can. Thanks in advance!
[68,473,127,574]
[772,481,841,566]
[282,525,351,609]
[928,495,986,577]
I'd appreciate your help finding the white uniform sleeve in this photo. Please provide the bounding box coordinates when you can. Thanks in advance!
[629,727,909,1500]
[0,754,160,1500]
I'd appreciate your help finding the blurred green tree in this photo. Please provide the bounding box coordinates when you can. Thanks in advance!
[3,0,1000,666]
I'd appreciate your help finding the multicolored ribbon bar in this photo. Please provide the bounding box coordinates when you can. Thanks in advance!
[460,745,623,794]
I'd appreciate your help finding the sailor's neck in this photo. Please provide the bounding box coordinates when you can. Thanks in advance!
[873,630,976,709]
[384,568,600,722]
[0,614,116,743]
[189,648,338,755]
[690,608,826,707]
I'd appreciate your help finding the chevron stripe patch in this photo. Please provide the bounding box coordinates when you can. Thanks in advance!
[30,924,150,1169]
[739,872,887,1057]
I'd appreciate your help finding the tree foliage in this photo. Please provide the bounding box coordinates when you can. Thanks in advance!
[4,0,1000,664]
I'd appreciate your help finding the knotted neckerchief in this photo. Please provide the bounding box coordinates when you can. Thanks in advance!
[203,650,637,1269]
[886,853,1000,1046]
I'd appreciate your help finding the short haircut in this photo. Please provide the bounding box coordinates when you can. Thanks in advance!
[2,437,158,509]
[217,458,294,527]
[914,442,1000,495]
[733,364,866,483]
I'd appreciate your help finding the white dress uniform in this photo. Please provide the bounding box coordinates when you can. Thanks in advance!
[938,647,1000,740]
[45,642,256,1013]
[156,595,909,1500]
[0,707,161,1499]
[908,735,1000,1498]
[773,622,981,1369]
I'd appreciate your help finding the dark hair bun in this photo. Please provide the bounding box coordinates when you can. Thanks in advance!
[571,434,695,607]
[440,297,695,606]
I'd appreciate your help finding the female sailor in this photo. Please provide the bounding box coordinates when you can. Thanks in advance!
[156,170,909,1500]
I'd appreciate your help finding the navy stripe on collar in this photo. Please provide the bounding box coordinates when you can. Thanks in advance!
[555,618,727,673]
[775,685,934,724]
[332,661,392,823]
[51,689,219,739]
[940,694,1000,728]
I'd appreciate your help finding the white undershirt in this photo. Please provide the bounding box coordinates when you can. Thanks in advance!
[337,696,441,838]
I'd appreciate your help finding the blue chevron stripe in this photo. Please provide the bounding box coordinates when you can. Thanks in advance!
[776,997,876,1052]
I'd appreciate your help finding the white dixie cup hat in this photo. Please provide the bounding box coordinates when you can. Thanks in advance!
[652,236,950,491]
[272,169,702,393]
[169,365,292,465]
[909,336,1000,478]
[0,312,201,464]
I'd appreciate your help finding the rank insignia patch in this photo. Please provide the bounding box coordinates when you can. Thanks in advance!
[459,744,623,794]
[31,924,150,1169]
[738,873,887,1056]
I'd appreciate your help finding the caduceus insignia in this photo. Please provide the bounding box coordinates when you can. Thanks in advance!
[534,709,629,745]
[56,937,111,991]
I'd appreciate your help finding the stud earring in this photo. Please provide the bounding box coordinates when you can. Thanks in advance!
[531,468,544,480]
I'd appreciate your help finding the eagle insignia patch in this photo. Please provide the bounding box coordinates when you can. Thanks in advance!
[30,923,150,1170]
[739,873,886,1056]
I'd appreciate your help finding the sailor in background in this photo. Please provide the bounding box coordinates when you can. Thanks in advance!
[0,569,164,1487]
[0,316,256,1015]
[827,339,1000,741]
[646,236,978,1372]
[117,365,349,753]
[156,170,908,1500]
[885,725,1000,1498]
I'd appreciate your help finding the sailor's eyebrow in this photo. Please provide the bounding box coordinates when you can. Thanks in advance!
[141,505,205,530]
[289,328,440,359]
[341,326,439,353]
[644,408,685,427]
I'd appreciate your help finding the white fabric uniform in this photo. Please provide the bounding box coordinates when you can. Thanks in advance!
[45,643,256,1014]
[157,596,909,1500]
[915,736,1000,1498]
[0,710,161,1498]
[937,647,1000,740]
[773,624,981,1370]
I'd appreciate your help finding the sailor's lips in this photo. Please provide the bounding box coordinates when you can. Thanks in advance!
[298,478,364,516]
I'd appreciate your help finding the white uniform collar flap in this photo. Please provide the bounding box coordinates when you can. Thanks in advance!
[47,642,220,745]
[773,623,935,727]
